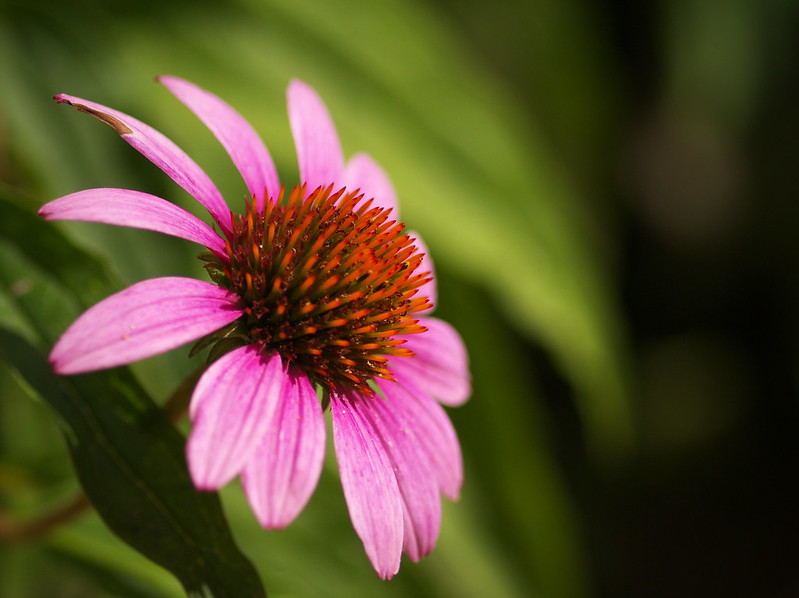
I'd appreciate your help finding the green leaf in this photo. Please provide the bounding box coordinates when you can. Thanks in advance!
[0,330,265,597]
[440,279,589,598]
[0,195,265,597]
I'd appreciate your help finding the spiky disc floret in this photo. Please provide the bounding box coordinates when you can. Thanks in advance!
[201,184,431,394]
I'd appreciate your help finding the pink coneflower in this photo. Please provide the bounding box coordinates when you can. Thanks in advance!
[40,77,470,578]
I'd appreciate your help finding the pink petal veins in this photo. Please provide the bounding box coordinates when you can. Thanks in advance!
[358,389,442,562]
[50,277,242,375]
[378,378,464,501]
[343,153,399,215]
[40,188,226,256]
[287,80,345,195]
[393,317,471,406]
[241,368,326,529]
[159,76,280,211]
[187,348,285,489]
[330,392,403,579]
[54,93,232,233]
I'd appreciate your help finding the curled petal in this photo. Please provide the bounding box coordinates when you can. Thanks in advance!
[241,369,325,529]
[393,317,471,406]
[359,389,442,562]
[187,348,285,489]
[343,153,398,215]
[330,392,403,579]
[378,378,463,501]
[50,277,242,375]
[40,188,226,256]
[160,76,280,210]
[407,231,436,314]
[54,93,231,233]
[287,80,345,194]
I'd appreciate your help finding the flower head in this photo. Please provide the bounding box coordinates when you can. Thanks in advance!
[41,76,470,578]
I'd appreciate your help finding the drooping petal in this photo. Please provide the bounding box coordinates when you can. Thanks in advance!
[50,277,242,375]
[330,392,403,579]
[241,369,325,529]
[378,378,463,501]
[159,76,280,210]
[407,231,436,314]
[392,317,471,406]
[287,80,345,194]
[54,93,232,233]
[343,153,398,214]
[39,188,226,256]
[358,389,442,562]
[187,348,285,489]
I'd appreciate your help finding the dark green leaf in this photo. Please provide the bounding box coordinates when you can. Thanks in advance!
[0,330,265,597]
[0,194,265,597]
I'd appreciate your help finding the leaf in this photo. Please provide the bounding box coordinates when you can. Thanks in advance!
[0,192,120,313]
[438,278,589,598]
[0,195,265,597]
[0,330,265,597]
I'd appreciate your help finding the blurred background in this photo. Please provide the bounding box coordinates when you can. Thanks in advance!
[1,0,798,596]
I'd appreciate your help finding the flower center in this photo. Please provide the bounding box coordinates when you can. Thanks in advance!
[202,184,431,394]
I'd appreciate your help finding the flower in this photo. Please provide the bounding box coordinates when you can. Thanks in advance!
[40,77,470,579]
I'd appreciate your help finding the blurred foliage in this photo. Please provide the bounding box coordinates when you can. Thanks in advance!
[2,0,797,596]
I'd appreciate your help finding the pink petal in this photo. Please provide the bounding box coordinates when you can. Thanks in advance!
[343,153,398,214]
[330,392,403,579]
[54,93,232,233]
[392,317,471,406]
[159,76,280,210]
[378,378,463,501]
[407,231,436,314]
[287,80,345,194]
[187,348,285,489]
[39,188,226,256]
[241,368,325,529]
[50,277,242,375]
[357,390,442,562]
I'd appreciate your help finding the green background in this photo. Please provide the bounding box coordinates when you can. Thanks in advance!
[1,0,797,596]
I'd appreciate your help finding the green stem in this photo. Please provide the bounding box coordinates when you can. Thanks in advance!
[0,493,91,542]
